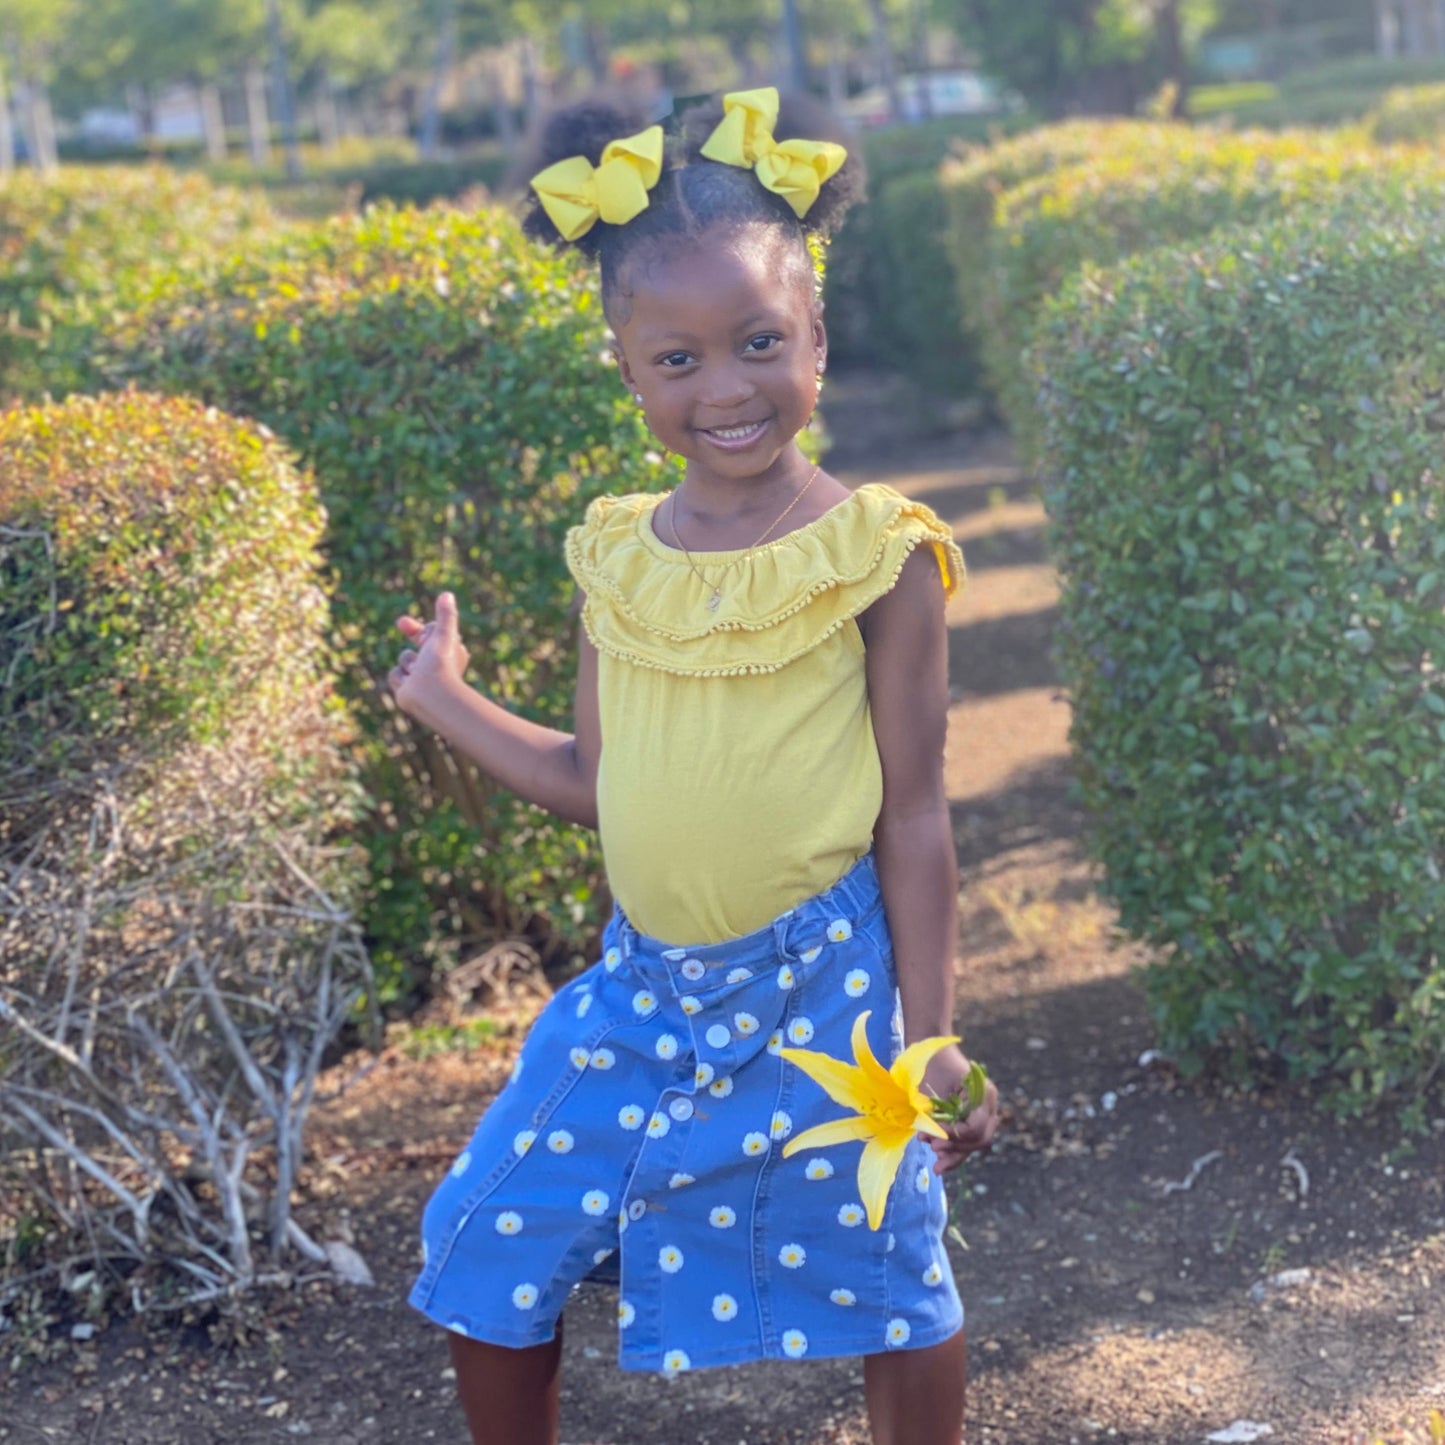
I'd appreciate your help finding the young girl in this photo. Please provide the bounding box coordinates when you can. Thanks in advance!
[389,87,1000,1445]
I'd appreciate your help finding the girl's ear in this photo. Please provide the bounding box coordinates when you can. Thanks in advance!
[811,307,828,373]
[612,342,640,397]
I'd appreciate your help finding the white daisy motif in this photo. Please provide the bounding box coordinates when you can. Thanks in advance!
[742,1132,770,1158]
[827,918,854,943]
[450,1150,472,1178]
[618,1299,635,1328]
[787,1017,815,1046]
[628,1199,647,1221]
[776,965,795,990]
[646,1112,671,1139]
[593,1247,614,1265]
[711,1293,738,1322]
[576,992,593,1019]
[658,1245,684,1274]
[887,1233,897,1252]
[618,1208,629,1235]
[769,1110,793,1140]
[726,966,754,984]
[805,1158,835,1182]
[511,1283,539,1309]
[694,1061,715,1087]
[733,1012,760,1036]
[844,969,871,998]
[923,1262,945,1287]
[604,947,622,972]
[668,1172,695,1189]
[767,1031,785,1057]
[547,1130,575,1154]
[681,995,702,1016]
[495,1211,524,1235]
[582,1190,610,1217]
[837,1203,865,1228]
[778,1243,807,1269]
[513,1130,535,1157]
[887,1318,912,1347]
[668,1097,694,1121]
[709,1205,737,1229]
[570,1046,591,1070]
[590,1047,616,1070]
[705,1024,731,1049]
[680,958,706,981]
[632,989,657,1017]
[781,1329,808,1359]
[798,945,823,964]
[915,1164,932,1193]
[709,1077,735,1099]
[618,1104,644,1131]
[662,1349,691,1378]
[655,1033,679,1060]
[830,1289,857,1307]
[662,948,686,961]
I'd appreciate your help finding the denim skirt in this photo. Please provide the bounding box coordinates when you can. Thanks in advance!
[408,852,965,1375]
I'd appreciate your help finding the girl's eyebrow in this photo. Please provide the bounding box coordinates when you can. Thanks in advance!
[637,311,788,345]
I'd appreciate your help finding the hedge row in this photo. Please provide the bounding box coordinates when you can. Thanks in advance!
[0,167,273,401]
[1031,197,1445,1119]
[945,124,1445,459]
[1368,82,1445,143]
[64,202,669,1001]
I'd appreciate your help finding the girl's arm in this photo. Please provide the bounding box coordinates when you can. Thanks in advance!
[863,550,997,1166]
[389,591,601,830]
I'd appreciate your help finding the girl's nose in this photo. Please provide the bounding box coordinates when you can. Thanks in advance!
[696,365,754,410]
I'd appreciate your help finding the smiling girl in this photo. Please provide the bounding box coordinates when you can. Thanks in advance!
[390,88,999,1445]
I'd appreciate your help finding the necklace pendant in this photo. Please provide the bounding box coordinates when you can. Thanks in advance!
[706,588,722,612]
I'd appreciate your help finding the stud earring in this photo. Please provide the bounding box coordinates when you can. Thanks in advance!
[633,391,644,404]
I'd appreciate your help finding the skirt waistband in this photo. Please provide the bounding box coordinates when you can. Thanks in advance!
[611,851,882,991]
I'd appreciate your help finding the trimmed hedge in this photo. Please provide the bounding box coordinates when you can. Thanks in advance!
[953,126,1445,460]
[1,391,369,1302]
[1032,201,1445,1118]
[1206,55,1445,130]
[78,204,670,1000]
[1369,83,1445,144]
[0,167,273,401]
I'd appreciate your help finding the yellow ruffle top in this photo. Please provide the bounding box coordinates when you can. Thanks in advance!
[565,482,965,944]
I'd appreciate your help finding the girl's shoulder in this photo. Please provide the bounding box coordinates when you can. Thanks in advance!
[566,483,965,677]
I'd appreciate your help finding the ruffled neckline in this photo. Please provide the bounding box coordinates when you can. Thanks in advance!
[565,481,965,676]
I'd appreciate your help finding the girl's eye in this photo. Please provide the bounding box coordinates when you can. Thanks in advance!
[745,334,781,353]
[659,352,694,368]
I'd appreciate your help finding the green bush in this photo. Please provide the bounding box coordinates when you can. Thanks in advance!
[1032,200,1445,1118]
[1210,56,1445,130]
[1369,82,1445,144]
[0,167,273,401]
[823,112,1035,391]
[78,204,670,1001]
[1,392,370,1305]
[965,126,1445,460]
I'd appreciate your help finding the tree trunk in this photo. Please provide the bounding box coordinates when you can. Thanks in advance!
[520,36,543,136]
[1157,0,1189,117]
[244,64,272,165]
[826,33,847,114]
[866,0,903,124]
[780,0,807,93]
[1375,0,1398,57]
[264,0,302,179]
[912,0,933,118]
[586,22,610,87]
[1402,0,1427,55]
[199,80,227,161]
[28,78,57,172]
[0,52,14,178]
[489,56,515,156]
[418,0,456,161]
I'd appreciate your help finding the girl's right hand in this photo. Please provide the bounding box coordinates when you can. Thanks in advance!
[389,591,471,720]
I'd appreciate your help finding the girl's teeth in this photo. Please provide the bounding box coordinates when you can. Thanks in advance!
[711,423,760,438]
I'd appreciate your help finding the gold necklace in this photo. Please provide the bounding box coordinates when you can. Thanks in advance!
[667,466,822,612]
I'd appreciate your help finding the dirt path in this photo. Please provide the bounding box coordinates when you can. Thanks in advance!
[4,373,1444,1445]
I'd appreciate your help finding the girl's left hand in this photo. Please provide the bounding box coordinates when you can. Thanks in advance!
[919,1043,999,1173]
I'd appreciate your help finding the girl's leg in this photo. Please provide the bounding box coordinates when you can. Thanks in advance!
[448,1314,565,1445]
[863,1328,967,1445]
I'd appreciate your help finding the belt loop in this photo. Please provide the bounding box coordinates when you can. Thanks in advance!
[772,915,795,962]
[619,911,637,960]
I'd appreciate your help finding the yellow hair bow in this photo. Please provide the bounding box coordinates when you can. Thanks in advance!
[699,87,847,219]
[529,124,665,241]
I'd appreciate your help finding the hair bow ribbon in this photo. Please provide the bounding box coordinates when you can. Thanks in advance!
[700,87,846,219]
[530,124,665,241]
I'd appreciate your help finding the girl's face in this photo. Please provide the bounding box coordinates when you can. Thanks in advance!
[610,229,825,488]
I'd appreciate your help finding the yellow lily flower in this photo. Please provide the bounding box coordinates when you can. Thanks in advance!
[780,1010,958,1230]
